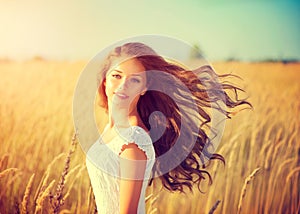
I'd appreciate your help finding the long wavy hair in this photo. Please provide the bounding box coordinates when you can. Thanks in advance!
[97,42,252,192]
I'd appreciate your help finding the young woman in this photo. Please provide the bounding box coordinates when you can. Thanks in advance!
[85,42,251,214]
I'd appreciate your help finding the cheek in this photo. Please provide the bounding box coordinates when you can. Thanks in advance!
[105,79,117,92]
[128,85,146,98]
[104,82,113,98]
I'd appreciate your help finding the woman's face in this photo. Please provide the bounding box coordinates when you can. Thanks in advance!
[104,58,147,111]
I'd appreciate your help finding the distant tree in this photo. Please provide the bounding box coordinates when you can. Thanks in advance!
[190,44,204,59]
[225,56,239,62]
[258,57,299,64]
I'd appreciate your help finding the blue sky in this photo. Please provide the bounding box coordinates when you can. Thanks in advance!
[0,0,299,61]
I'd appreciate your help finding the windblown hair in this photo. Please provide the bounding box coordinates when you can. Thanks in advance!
[97,42,252,192]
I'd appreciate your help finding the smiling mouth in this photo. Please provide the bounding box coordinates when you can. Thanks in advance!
[114,92,129,99]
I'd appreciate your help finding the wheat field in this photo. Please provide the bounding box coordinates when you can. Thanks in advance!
[0,60,299,213]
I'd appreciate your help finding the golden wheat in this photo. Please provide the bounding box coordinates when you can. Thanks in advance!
[0,167,19,178]
[35,179,56,214]
[0,170,22,200]
[63,165,85,202]
[21,173,35,214]
[237,167,261,214]
[52,133,77,214]
[34,152,65,202]
[0,61,299,213]
[0,154,9,171]
[286,166,300,183]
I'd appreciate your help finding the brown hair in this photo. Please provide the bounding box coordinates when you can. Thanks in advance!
[97,42,252,192]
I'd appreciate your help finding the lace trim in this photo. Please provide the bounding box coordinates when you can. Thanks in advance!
[118,142,148,158]
[116,126,153,159]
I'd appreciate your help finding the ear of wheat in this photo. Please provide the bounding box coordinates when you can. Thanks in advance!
[34,153,65,202]
[0,167,19,179]
[35,179,56,214]
[0,154,9,171]
[51,132,77,214]
[21,173,35,214]
[237,168,261,214]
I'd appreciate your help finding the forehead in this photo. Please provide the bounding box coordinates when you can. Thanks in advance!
[110,58,146,76]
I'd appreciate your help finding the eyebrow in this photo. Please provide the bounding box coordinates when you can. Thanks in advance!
[113,69,143,77]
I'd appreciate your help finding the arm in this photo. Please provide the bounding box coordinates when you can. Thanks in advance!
[119,143,147,214]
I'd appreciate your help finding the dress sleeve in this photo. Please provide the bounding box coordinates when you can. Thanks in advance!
[117,126,155,161]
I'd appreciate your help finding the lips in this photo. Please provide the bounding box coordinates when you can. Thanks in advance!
[114,92,129,99]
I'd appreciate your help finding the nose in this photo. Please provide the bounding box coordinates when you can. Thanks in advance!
[118,77,130,90]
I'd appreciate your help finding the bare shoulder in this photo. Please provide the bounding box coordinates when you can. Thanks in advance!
[119,143,147,160]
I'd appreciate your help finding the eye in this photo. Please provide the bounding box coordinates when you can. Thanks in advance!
[131,78,141,83]
[112,74,122,79]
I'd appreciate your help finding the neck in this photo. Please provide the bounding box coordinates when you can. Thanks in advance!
[107,103,141,128]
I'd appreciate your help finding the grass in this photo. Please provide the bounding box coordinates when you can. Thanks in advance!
[0,60,299,213]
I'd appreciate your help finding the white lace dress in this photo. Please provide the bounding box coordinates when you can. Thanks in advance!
[86,126,155,214]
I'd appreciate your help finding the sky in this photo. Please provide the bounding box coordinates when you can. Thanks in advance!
[0,0,299,61]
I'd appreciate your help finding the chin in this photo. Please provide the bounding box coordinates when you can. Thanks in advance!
[112,101,130,108]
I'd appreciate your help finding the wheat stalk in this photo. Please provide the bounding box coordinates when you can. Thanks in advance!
[264,140,277,170]
[287,131,296,148]
[271,140,285,166]
[64,164,81,185]
[149,208,158,214]
[285,166,300,183]
[0,171,22,200]
[209,200,221,214]
[21,173,35,214]
[145,193,153,203]
[259,139,272,158]
[63,165,85,202]
[35,179,56,214]
[34,152,65,202]
[51,132,77,214]
[35,168,50,204]
[145,179,161,214]
[0,167,19,178]
[87,185,97,214]
[75,172,83,214]
[87,185,92,213]
[237,167,261,214]
[277,158,294,177]
[263,124,273,142]
[274,127,283,142]
[0,154,9,171]
[222,136,239,213]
